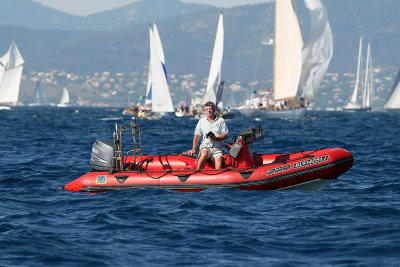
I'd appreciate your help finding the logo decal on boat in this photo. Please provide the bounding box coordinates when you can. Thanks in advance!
[96,175,107,184]
[267,164,291,176]
[293,155,329,169]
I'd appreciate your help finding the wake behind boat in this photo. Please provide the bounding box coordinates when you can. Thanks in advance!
[64,122,354,193]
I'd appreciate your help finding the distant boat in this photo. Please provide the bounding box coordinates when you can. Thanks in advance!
[343,38,374,112]
[29,80,52,106]
[176,11,224,118]
[144,21,167,109]
[177,11,233,119]
[202,10,224,106]
[57,88,70,107]
[136,21,173,119]
[383,69,400,111]
[0,41,24,110]
[201,11,235,119]
[239,0,333,119]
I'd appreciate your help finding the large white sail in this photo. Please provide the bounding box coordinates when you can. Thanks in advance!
[383,69,400,110]
[149,25,174,113]
[299,0,333,103]
[59,88,70,106]
[0,41,24,104]
[274,0,303,101]
[153,21,166,69]
[144,21,165,106]
[202,11,224,105]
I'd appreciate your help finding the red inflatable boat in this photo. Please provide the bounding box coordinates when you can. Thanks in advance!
[64,123,354,193]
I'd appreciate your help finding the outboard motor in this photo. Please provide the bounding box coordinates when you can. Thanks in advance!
[240,126,264,145]
[230,126,264,167]
[90,139,115,172]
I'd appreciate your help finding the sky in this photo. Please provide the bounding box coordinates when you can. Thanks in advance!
[33,0,272,16]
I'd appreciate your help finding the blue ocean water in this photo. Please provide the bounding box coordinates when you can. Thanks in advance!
[1,107,399,266]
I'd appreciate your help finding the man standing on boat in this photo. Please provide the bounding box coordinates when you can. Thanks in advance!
[187,101,228,169]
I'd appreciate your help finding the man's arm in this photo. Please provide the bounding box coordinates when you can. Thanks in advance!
[188,134,201,156]
[210,119,228,141]
[210,134,227,142]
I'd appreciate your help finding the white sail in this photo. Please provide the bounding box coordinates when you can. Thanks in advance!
[274,0,303,101]
[0,41,24,104]
[299,0,333,103]
[145,59,152,105]
[149,25,174,113]
[363,42,371,108]
[350,38,363,105]
[344,39,374,110]
[202,11,224,105]
[59,88,70,106]
[144,21,165,106]
[153,21,166,67]
[383,69,400,109]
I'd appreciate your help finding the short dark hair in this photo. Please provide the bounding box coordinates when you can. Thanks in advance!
[204,101,216,109]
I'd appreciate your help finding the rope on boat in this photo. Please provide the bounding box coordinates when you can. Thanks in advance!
[136,148,325,180]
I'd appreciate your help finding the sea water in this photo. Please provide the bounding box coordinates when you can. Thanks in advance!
[0,107,399,266]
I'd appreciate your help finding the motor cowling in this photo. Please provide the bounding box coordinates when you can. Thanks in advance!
[90,139,115,172]
[240,126,264,144]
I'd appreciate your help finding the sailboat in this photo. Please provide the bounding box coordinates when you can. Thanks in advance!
[29,80,51,106]
[201,10,235,119]
[175,11,223,117]
[383,69,400,111]
[177,11,233,119]
[343,38,374,112]
[239,0,333,119]
[137,21,174,119]
[202,10,224,106]
[0,41,24,110]
[57,88,70,107]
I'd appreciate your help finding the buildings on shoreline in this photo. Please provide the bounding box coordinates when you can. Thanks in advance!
[19,65,397,110]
